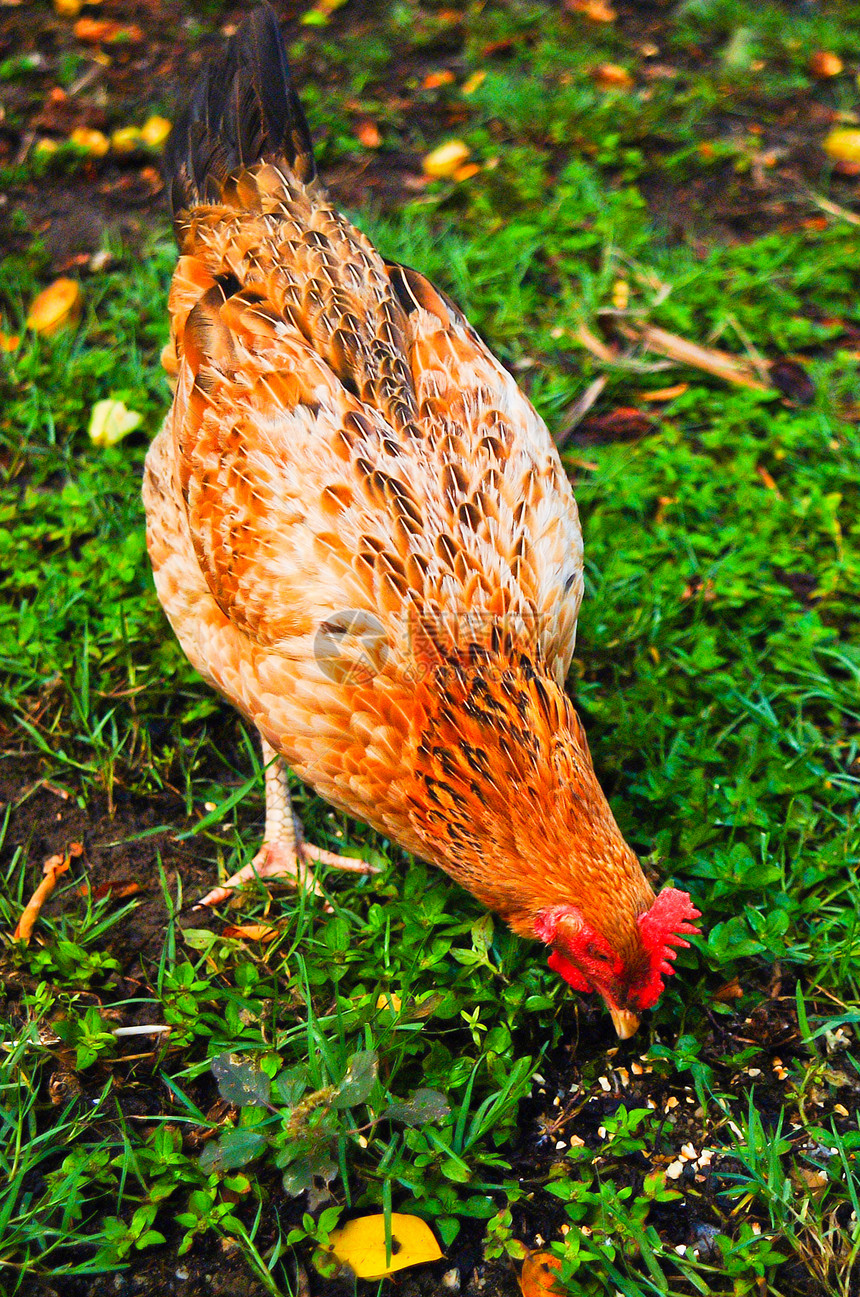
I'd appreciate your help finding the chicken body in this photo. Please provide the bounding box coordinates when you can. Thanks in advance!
[144,7,699,1034]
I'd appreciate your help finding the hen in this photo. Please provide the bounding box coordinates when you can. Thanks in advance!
[143,5,700,1038]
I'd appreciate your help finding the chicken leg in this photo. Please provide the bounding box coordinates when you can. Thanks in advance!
[195,738,376,908]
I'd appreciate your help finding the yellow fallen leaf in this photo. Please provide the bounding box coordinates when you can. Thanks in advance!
[611,278,629,309]
[823,128,860,163]
[88,398,143,447]
[54,0,83,16]
[70,127,110,157]
[423,140,471,178]
[462,70,487,95]
[520,1250,564,1296]
[26,278,82,335]
[327,1213,442,1280]
[111,125,142,154]
[0,331,20,352]
[375,992,402,1011]
[140,115,172,148]
[34,138,60,157]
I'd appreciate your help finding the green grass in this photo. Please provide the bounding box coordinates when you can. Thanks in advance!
[1,0,860,1293]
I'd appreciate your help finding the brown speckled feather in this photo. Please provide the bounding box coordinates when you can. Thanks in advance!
[144,8,671,985]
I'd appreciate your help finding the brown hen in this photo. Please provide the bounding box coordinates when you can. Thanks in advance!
[143,5,700,1037]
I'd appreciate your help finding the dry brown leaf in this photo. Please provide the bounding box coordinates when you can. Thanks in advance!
[423,70,456,89]
[712,977,744,1002]
[566,0,616,21]
[578,407,655,439]
[809,51,843,78]
[73,16,117,41]
[520,1250,564,1296]
[85,880,143,901]
[794,1167,829,1195]
[74,16,142,43]
[655,495,678,525]
[592,63,633,89]
[355,120,381,148]
[482,37,516,56]
[26,278,82,335]
[14,843,83,943]
[756,465,781,495]
[222,923,281,942]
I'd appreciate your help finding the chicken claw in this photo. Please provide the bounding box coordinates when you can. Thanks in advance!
[194,738,376,909]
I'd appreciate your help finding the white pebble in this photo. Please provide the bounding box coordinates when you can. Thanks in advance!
[666,1161,685,1180]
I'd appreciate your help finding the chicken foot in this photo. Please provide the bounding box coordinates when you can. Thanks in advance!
[195,737,376,908]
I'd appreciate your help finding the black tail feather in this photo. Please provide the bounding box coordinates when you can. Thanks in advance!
[165,5,316,221]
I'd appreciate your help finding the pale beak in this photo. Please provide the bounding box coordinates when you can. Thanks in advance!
[609,1005,640,1040]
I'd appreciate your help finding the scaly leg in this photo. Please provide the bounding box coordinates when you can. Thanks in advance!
[195,737,376,908]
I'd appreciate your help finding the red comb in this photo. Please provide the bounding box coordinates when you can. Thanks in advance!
[635,887,701,1010]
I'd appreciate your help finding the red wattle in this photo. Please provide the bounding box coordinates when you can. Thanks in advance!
[548,948,593,993]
